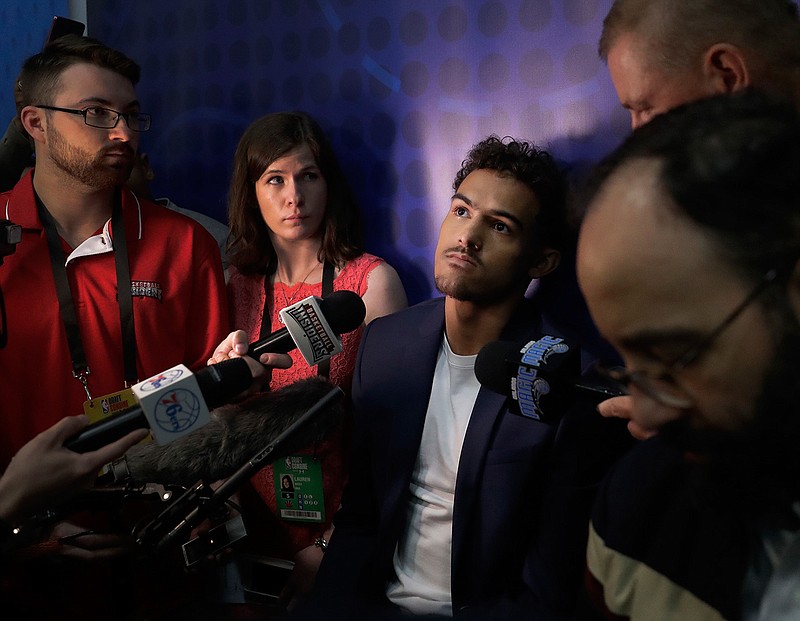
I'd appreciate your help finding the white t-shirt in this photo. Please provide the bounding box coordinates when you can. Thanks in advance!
[386,335,481,616]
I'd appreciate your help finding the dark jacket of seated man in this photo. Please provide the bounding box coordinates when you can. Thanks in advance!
[308,294,631,620]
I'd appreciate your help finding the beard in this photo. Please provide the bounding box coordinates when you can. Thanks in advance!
[660,319,800,523]
[47,123,134,189]
[434,272,529,304]
[434,249,531,304]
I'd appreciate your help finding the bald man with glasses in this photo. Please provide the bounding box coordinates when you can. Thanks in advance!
[577,92,800,620]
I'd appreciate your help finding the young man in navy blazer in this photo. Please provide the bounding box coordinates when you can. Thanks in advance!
[310,136,629,619]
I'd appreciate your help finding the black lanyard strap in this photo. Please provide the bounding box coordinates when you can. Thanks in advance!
[317,261,334,379]
[35,190,138,398]
[36,195,90,397]
[261,261,335,379]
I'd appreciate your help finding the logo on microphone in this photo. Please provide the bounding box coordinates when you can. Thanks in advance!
[139,368,185,392]
[513,336,570,420]
[285,302,337,363]
[133,364,211,444]
[153,388,202,433]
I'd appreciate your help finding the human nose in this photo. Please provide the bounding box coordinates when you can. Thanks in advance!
[286,178,304,206]
[108,115,135,142]
[458,219,481,251]
[630,110,655,130]
[628,387,685,435]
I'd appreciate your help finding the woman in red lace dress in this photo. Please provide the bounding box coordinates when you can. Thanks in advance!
[222,111,406,605]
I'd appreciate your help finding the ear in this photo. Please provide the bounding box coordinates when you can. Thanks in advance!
[19,106,46,145]
[528,248,560,280]
[702,43,751,94]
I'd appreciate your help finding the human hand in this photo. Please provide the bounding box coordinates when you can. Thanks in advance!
[597,396,658,441]
[207,330,293,394]
[0,416,148,523]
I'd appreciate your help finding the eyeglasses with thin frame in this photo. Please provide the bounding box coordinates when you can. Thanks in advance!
[596,269,778,409]
[34,105,151,132]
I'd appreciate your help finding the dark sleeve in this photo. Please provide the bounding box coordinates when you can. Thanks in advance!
[306,318,386,616]
[465,397,634,620]
[525,397,633,617]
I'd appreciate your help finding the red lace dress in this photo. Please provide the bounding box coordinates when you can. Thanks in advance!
[227,253,384,556]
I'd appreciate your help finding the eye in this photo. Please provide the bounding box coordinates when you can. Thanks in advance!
[492,221,509,233]
[454,205,468,217]
[649,340,702,367]
[85,107,114,120]
[267,175,284,185]
[303,171,320,181]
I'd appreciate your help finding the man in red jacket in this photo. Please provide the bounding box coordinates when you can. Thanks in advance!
[0,34,229,618]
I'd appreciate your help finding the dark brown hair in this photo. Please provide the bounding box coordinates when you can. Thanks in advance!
[227,111,364,275]
[15,34,140,117]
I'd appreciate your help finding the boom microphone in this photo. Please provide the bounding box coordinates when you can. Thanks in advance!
[475,337,624,423]
[107,376,345,486]
[249,290,366,365]
[65,358,252,453]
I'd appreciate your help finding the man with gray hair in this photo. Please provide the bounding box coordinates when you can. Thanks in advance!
[596,0,800,439]
[599,0,800,129]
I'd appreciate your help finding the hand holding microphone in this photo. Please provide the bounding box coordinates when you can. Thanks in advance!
[211,289,366,363]
[0,416,147,524]
[208,290,367,392]
[208,331,292,394]
[67,291,366,454]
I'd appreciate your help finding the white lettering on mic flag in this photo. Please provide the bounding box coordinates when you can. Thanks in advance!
[281,296,343,365]
[513,336,570,421]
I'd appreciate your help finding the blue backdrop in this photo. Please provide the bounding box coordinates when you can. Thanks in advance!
[0,1,70,121]
[5,1,632,303]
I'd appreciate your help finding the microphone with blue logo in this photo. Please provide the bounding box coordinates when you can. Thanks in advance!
[475,336,624,423]
[64,358,252,453]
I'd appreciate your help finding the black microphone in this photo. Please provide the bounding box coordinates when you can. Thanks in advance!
[65,358,252,453]
[475,337,625,423]
[248,290,366,364]
[108,376,345,486]
[132,380,344,554]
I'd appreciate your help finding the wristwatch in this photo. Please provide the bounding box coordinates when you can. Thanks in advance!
[313,535,328,552]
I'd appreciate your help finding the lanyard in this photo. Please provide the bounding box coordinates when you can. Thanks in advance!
[261,261,335,378]
[35,190,138,399]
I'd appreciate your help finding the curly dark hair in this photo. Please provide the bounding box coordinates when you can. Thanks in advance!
[227,111,364,275]
[453,135,569,254]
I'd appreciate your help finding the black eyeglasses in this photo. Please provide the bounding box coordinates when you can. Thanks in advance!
[35,105,151,132]
[596,269,778,409]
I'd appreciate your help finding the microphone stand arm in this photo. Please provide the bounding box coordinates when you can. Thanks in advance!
[134,385,344,553]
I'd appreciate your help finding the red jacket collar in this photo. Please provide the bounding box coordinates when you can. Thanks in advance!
[3,169,144,241]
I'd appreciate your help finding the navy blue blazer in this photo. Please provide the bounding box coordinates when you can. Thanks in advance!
[313,297,630,619]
